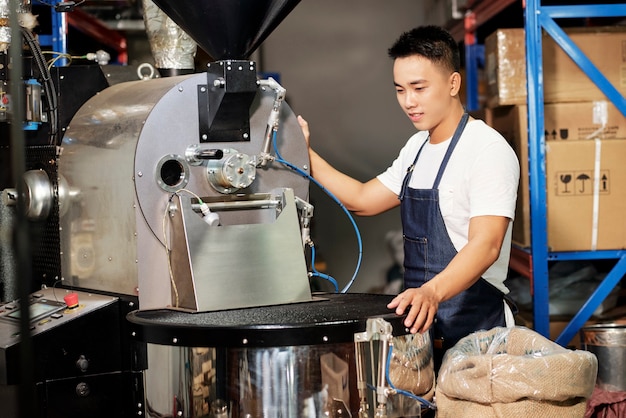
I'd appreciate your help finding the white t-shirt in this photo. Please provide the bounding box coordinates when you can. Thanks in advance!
[377,119,519,294]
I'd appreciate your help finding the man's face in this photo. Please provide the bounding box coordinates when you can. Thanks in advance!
[393,55,455,132]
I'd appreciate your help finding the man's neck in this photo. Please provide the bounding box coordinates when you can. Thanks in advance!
[429,106,466,144]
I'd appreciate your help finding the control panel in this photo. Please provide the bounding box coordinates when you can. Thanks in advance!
[0,287,117,351]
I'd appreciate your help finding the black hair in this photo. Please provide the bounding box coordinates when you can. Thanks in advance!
[388,25,460,73]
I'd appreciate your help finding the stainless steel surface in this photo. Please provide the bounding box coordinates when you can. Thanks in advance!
[142,327,426,417]
[59,76,165,296]
[156,154,190,193]
[206,148,257,193]
[186,145,224,166]
[582,323,626,391]
[169,188,310,311]
[3,169,55,221]
[59,72,310,305]
[128,296,428,417]
[22,169,53,220]
[183,344,353,418]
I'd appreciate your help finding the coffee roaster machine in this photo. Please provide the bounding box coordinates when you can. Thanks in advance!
[0,1,434,417]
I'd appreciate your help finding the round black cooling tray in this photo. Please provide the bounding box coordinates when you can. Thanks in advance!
[126,293,408,348]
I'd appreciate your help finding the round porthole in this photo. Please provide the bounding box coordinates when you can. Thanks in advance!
[156,154,190,192]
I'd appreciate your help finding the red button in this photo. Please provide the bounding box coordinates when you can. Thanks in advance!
[64,292,79,309]
[1,95,8,105]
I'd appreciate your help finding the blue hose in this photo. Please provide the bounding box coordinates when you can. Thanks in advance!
[272,130,362,293]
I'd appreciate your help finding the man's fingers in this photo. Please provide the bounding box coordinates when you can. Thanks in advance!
[297,115,310,145]
[419,307,436,334]
[388,290,436,334]
[387,295,401,309]
[297,115,308,131]
[406,302,428,333]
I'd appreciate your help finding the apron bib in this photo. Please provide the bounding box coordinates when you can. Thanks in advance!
[399,113,505,349]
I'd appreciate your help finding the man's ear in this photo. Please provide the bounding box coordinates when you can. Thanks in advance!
[450,71,462,96]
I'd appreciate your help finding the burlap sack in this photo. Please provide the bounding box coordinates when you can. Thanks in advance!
[435,326,598,418]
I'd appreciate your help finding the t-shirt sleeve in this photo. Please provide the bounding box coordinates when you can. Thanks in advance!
[468,140,520,220]
[376,159,404,196]
[377,133,426,196]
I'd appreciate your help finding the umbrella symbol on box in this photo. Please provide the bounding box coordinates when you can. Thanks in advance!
[577,173,590,193]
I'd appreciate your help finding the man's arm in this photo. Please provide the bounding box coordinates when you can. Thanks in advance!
[387,214,510,334]
[299,116,399,216]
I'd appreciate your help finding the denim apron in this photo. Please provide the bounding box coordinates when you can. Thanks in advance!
[399,113,505,351]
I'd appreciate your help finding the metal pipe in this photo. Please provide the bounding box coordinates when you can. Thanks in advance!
[143,0,196,74]
[185,145,224,165]
[258,77,286,167]
[191,199,281,212]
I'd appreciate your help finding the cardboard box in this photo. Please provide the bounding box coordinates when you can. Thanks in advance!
[542,101,626,141]
[485,27,626,107]
[489,105,530,246]
[489,103,626,250]
[546,140,626,251]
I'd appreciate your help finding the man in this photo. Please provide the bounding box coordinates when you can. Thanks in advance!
[298,25,519,361]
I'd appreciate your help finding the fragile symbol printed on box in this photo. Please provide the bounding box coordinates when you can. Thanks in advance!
[556,170,610,195]
[545,126,622,140]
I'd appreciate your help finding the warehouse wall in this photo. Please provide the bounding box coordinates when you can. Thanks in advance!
[262,1,438,292]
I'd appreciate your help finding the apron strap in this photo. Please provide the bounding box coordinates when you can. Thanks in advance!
[432,112,469,189]
[399,137,429,201]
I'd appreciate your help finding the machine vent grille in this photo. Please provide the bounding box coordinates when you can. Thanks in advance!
[27,145,62,288]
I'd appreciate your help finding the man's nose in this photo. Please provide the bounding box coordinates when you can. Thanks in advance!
[403,91,417,108]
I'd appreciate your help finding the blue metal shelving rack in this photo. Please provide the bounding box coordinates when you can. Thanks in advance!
[461,0,518,111]
[458,0,626,345]
[525,0,626,344]
[33,1,68,66]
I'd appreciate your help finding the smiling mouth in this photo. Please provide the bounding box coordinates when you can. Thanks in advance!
[408,112,423,122]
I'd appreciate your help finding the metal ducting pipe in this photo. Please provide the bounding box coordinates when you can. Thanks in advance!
[0,0,35,51]
[142,0,197,76]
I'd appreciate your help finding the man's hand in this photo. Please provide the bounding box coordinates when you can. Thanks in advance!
[387,286,439,334]
[295,114,400,216]
[297,115,310,147]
